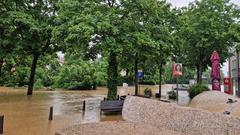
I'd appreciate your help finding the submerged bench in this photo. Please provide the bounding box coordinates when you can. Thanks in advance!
[100,100,124,112]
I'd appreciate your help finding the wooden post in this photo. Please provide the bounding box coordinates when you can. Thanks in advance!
[0,115,4,134]
[83,101,86,111]
[49,107,53,120]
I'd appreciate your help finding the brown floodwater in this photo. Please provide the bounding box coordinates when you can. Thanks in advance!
[0,87,122,135]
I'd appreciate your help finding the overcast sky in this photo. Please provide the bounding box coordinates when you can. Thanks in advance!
[167,0,240,7]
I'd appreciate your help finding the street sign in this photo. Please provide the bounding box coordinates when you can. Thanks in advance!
[137,69,143,79]
[172,63,182,77]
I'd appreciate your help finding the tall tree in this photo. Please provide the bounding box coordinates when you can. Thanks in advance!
[7,0,58,95]
[119,0,174,96]
[177,0,240,83]
[54,0,175,99]
[54,0,122,100]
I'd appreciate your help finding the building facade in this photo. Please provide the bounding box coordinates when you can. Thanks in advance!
[228,50,240,96]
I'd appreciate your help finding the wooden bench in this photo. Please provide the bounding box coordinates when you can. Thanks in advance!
[100,100,124,113]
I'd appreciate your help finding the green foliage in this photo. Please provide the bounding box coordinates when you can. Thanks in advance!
[1,0,238,96]
[53,53,107,90]
[34,79,44,90]
[54,61,95,90]
[168,90,177,100]
[0,55,30,87]
[144,88,152,97]
[54,0,174,99]
[15,67,30,87]
[0,54,61,89]
[188,84,210,99]
[0,0,60,94]
[175,0,240,83]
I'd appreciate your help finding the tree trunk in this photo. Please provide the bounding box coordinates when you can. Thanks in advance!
[159,63,163,99]
[126,68,129,84]
[126,68,129,77]
[134,53,138,95]
[107,52,118,100]
[0,58,3,77]
[197,64,203,84]
[27,54,39,95]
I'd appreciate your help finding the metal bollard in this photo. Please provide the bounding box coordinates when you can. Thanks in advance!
[83,100,86,111]
[0,115,4,134]
[49,106,53,120]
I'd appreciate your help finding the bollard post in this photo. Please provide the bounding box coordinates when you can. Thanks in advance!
[83,100,86,111]
[117,95,120,100]
[0,115,4,134]
[49,106,53,120]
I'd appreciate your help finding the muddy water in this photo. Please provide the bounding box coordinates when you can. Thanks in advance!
[0,87,121,135]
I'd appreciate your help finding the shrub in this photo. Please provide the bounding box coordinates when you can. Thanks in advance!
[34,79,44,90]
[168,90,177,100]
[54,64,96,90]
[188,84,209,99]
[144,88,152,97]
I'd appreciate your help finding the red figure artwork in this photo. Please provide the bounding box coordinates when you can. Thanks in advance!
[210,51,221,91]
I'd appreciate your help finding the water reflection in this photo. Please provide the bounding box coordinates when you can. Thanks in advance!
[0,87,122,135]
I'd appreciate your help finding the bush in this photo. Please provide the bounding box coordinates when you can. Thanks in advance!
[144,88,152,97]
[188,84,209,99]
[168,90,177,100]
[34,79,44,90]
[54,64,96,90]
[53,58,108,90]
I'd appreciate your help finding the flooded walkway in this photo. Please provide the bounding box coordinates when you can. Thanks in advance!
[0,87,121,135]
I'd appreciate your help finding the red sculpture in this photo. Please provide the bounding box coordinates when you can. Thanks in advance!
[210,51,221,91]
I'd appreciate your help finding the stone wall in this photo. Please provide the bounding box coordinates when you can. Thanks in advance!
[122,96,240,135]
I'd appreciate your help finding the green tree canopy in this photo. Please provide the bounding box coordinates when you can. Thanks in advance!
[3,0,59,95]
[176,0,240,83]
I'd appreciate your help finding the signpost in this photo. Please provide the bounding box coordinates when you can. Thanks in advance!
[137,69,143,79]
[137,69,143,95]
[172,63,183,103]
[172,63,183,77]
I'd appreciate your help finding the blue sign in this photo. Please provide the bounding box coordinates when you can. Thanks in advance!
[137,71,143,79]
